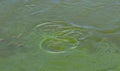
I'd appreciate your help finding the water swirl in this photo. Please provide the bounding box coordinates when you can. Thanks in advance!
[35,21,91,53]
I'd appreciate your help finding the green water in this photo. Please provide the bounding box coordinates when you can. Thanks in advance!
[0,0,120,71]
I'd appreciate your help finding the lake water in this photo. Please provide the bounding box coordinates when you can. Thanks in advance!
[0,0,120,71]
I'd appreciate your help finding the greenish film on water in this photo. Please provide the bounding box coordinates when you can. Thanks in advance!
[0,0,120,71]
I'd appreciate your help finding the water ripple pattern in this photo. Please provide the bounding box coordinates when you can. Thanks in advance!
[34,21,91,53]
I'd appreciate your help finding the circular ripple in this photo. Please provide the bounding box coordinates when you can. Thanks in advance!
[35,21,71,36]
[35,21,91,53]
[40,36,79,53]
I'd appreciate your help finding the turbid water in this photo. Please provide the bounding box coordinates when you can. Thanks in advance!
[0,0,120,71]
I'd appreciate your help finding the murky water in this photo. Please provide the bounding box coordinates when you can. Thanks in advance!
[0,0,120,71]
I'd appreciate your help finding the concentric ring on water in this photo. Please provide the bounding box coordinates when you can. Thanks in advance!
[39,36,79,53]
[34,21,91,53]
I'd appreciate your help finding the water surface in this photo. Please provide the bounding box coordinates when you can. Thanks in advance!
[0,0,120,71]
